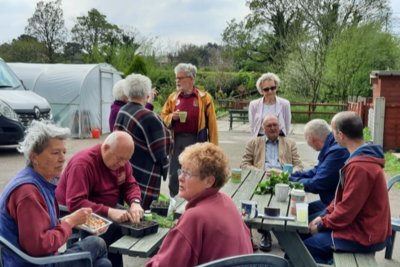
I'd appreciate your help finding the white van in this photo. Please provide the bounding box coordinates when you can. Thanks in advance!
[0,58,52,145]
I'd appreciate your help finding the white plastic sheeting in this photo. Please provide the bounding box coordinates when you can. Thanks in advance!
[9,63,122,138]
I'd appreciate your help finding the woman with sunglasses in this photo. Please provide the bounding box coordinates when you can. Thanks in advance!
[248,72,291,137]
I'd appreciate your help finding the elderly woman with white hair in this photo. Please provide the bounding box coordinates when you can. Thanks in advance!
[109,79,128,132]
[248,72,291,137]
[114,73,172,210]
[0,120,111,267]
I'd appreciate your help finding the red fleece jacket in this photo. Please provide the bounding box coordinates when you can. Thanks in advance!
[321,156,391,246]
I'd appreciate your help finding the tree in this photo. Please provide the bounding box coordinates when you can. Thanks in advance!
[223,0,305,72]
[25,0,67,62]
[324,23,400,101]
[0,35,47,63]
[71,8,121,61]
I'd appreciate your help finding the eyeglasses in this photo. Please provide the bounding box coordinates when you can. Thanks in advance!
[176,76,190,81]
[177,169,199,179]
[262,86,277,92]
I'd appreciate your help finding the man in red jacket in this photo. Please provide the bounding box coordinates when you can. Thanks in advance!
[304,111,391,264]
[56,131,143,267]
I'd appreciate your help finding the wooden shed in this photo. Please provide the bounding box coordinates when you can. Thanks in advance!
[370,71,400,151]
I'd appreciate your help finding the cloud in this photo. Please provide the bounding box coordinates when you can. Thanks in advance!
[0,0,249,47]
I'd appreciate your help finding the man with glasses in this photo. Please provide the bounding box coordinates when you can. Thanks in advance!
[241,114,303,252]
[161,63,218,198]
[248,72,291,137]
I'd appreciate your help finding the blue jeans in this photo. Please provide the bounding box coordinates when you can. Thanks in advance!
[57,236,111,267]
[303,231,386,264]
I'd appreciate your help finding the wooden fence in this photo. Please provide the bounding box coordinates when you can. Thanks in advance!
[215,99,347,120]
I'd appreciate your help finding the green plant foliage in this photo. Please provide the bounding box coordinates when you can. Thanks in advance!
[158,193,170,203]
[384,152,400,177]
[126,54,147,75]
[254,170,303,195]
[152,213,175,228]
[363,127,372,142]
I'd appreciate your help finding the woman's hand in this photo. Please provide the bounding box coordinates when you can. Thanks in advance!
[62,207,92,228]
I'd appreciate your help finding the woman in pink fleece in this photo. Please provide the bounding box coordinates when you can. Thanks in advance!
[146,143,253,267]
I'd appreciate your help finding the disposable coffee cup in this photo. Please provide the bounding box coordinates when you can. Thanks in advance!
[241,200,258,220]
[179,111,187,123]
[290,189,306,216]
[296,203,308,224]
[230,168,242,183]
[275,183,290,202]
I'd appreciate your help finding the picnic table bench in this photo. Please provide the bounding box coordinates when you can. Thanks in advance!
[333,252,376,267]
[228,109,248,130]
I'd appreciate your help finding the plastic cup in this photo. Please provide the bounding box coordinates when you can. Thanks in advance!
[179,111,187,123]
[275,183,290,202]
[296,203,308,223]
[230,168,242,183]
[290,189,306,216]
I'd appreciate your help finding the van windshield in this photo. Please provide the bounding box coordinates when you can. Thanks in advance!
[0,60,23,90]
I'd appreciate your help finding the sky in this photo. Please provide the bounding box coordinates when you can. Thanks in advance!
[0,0,250,51]
[0,0,399,50]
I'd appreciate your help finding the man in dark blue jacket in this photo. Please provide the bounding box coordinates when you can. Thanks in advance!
[290,119,349,220]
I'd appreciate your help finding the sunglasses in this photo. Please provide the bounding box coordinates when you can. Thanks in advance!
[262,86,277,92]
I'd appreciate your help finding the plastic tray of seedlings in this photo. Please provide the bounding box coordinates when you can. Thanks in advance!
[119,220,159,238]
[78,213,112,235]
[150,200,169,217]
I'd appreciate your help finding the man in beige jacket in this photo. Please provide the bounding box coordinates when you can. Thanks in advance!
[241,114,303,252]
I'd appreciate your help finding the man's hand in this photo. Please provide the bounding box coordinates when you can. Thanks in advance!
[172,110,180,121]
[62,207,92,228]
[128,202,144,223]
[309,216,322,235]
[108,208,132,223]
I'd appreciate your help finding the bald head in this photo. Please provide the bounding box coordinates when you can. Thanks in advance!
[262,115,280,140]
[101,131,134,170]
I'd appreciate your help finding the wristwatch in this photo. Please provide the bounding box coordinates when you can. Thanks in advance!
[132,199,141,205]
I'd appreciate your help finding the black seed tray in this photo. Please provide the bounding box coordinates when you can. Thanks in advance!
[119,220,159,238]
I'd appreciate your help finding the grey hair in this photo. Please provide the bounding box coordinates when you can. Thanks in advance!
[174,63,197,79]
[18,120,70,166]
[123,73,152,100]
[112,79,127,101]
[256,72,281,94]
[304,119,331,140]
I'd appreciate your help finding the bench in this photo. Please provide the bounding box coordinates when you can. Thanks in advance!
[228,109,249,130]
[333,252,376,267]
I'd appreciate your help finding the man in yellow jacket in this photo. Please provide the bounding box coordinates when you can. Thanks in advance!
[161,63,218,197]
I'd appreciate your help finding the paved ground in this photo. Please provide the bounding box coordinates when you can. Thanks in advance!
[0,117,399,266]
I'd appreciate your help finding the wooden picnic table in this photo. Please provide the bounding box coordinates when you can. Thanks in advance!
[110,168,319,266]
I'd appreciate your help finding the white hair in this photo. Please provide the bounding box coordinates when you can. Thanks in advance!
[123,73,152,100]
[256,72,281,94]
[304,119,331,140]
[18,120,70,166]
[112,79,127,101]
[174,63,197,79]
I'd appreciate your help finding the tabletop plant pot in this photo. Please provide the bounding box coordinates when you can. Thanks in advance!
[119,220,159,238]
[150,200,169,216]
